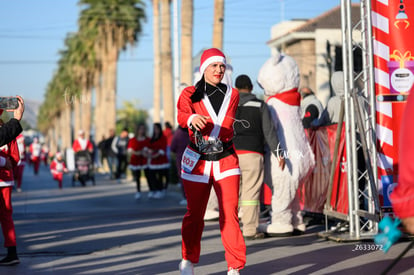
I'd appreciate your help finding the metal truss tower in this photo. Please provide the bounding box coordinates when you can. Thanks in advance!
[321,0,381,241]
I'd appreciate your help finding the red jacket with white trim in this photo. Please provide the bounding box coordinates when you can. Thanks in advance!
[72,138,93,153]
[127,137,150,169]
[177,85,240,183]
[0,139,19,186]
[148,135,169,169]
[30,142,42,159]
[50,159,67,175]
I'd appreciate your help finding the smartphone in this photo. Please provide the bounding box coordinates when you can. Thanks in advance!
[0,97,19,109]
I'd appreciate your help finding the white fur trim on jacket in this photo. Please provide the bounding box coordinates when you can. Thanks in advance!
[0,180,14,187]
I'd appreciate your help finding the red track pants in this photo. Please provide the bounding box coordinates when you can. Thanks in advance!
[53,173,63,189]
[32,157,40,174]
[13,165,25,189]
[181,175,246,270]
[0,187,16,247]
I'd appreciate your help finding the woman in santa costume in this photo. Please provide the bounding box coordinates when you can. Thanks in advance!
[29,137,41,175]
[147,123,169,199]
[50,152,68,189]
[0,117,20,265]
[127,123,151,200]
[177,48,246,275]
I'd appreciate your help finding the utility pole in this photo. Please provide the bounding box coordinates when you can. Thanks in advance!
[173,0,180,127]
[213,0,224,49]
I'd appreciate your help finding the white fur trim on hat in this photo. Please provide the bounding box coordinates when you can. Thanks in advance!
[200,56,226,76]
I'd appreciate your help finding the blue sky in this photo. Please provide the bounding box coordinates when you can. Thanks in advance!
[0,0,354,111]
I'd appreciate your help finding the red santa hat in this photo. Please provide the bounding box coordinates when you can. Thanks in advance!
[199,48,226,76]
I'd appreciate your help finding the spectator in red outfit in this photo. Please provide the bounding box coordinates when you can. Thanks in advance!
[72,130,93,153]
[163,121,174,147]
[0,117,20,265]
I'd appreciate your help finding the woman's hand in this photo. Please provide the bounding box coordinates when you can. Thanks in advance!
[13,95,25,121]
[191,115,210,131]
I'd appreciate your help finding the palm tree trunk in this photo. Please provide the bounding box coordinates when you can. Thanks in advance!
[93,70,103,141]
[180,0,193,87]
[160,0,174,125]
[101,24,118,133]
[65,105,73,150]
[57,112,63,152]
[73,95,81,140]
[213,0,224,49]
[50,118,58,153]
[82,87,92,139]
[153,0,161,123]
[107,49,118,132]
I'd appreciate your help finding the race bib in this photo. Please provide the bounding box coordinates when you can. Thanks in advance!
[182,147,200,173]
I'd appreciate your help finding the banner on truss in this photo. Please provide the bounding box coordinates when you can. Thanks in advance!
[371,0,413,215]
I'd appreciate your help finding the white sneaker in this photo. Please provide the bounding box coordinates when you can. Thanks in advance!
[179,259,194,275]
[134,192,141,200]
[147,191,154,199]
[179,199,187,206]
[228,268,240,275]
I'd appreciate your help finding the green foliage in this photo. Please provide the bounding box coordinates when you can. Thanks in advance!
[116,100,148,134]
[38,0,147,135]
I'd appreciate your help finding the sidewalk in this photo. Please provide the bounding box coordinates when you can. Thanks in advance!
[4,164,414,274]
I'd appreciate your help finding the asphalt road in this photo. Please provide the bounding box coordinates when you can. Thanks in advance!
[2,163,413,275]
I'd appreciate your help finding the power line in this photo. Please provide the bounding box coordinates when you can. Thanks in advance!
[0,58,153,65]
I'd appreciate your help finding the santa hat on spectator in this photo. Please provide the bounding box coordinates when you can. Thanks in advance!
[199,48,226,76]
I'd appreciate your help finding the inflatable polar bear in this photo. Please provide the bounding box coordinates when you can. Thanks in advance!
[257,52,315,236]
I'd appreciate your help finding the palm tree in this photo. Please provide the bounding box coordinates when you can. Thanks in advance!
[180,0,193,86]
[38,61,76,152]
[78,0,146,137]
[213,0,224,49]
[65,31,97,139]
[160,0,174,125]
[152,0,161,123]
